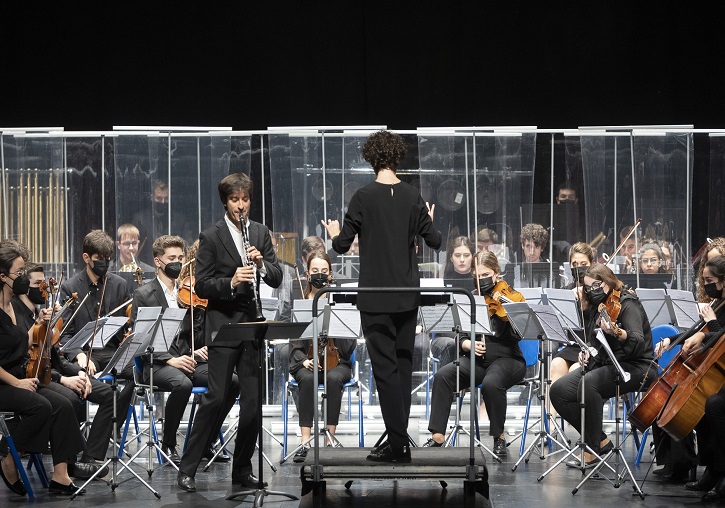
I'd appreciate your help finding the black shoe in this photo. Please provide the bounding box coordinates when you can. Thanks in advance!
[662,463,693,483]
[366,444,411,463]
[566,455,599,469]
[203,446,231,462]
[293,446,309,463]
[48,480,85,495]
[493,437,507,457]
[0,460,26,496]
[702,476,725,502]
[687,468,718,492]
[422,438,443,448]
[598,440,613,455]
[371,438,389,454]
[177,471,196,492]
[233,473,268,489]
[72,460,109,480]
[162,446,181,466]
[652,463,672,477]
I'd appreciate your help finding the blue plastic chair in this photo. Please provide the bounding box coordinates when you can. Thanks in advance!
[182,386,227,456]
[282,350,363,456]
[634,324,681,466]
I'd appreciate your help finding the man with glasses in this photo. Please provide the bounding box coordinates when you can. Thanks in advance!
[110,224,154,274]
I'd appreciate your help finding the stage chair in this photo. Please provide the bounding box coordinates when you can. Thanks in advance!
[0,412,49,499]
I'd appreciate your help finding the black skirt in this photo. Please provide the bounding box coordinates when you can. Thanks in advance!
[554,343,580,363]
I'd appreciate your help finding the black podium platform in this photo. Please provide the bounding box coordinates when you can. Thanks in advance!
[299,448,489,505]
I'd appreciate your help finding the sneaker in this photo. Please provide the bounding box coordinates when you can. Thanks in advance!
[422,438,443,448]
[293,446,309,463]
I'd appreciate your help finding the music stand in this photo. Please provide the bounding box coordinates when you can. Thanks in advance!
[636,288,673,328]
[217,322,299,506]
[59,318,109,354]
[90,317,129,350]
[503,303,573,471]
[665,289,701,330]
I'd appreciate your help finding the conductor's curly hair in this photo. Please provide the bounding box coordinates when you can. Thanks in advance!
[362,130,407,173]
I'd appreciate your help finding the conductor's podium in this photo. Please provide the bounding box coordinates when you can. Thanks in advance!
[299,447,489,506]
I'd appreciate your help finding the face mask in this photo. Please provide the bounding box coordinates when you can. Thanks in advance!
[559,199,577,205]
[6,273,31,296]
[704,282,722,299]
[571,266,588,284]
[90,259,109,278]
[587,286,608,306]
[477,276,495,294]
[27,286,46,305]
[162,261,182,280]
[309,273,329,289]
[153,201,168,215]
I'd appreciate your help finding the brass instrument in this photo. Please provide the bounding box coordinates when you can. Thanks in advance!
[119,254,140,272]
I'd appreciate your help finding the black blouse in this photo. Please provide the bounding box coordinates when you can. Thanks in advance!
[0,302,30,380]
[289,338,356,376]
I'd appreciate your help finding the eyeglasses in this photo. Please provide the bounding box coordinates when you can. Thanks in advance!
[9,268,26,277]
[641,257,660,265]
[120,241,140,248]
[583,281,603,293]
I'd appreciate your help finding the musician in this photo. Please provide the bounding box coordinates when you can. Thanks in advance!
[550,264,656,467]
[109,224,154,274]
[177,172,282,493]
[289,252,355,463]
[131,179,170,265]
[520,223,548,263]
[424,251,526,455]
[16,264,115,479]
[322,130,442,463]
[0,240,100,495]
[550,242,594,386]
[443,236,474,281]
[638,242,668,274]
[658,255,725,497]
[697,238,725,304]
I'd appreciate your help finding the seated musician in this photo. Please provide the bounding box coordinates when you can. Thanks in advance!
[131,235,236,465]
[550,242,594,387]
[520,223,549,263]
[658,255,725,496]
[289,252,355,463]
[424,250,527,456]
[696,238,725,304]
[638,242,668,274]
[550,264,656,467]
[0,240,102,496]
[15,263,115,479]
[109,224,154,274]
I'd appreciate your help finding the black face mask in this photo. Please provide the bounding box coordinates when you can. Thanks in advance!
[477,276,496,294]
[27,286,46,305]
[153,201,168,216]
[704,282,722,299]
[559,199,577,205]
[587,286,608,306]
[571,266,588,284]
[90,259,109,278]
[4,273,30,296]
[161,261,182,280]
[309,273,329,289]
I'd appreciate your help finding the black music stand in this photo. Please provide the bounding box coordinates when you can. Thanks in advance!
[636,288,672,328]
[215,322,299,506]
[665,289,701,330]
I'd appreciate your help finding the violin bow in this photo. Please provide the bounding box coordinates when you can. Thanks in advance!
[86,272,109,373]
[605,218,642,263]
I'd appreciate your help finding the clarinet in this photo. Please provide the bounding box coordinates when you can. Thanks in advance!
[240,215,266,322]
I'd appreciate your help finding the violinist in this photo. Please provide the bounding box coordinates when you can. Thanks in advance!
[550,264,656,467]
[424,251,526,456]
[288,252,355,463]
[17,264,117,479]
[657,255,725,498]
[696,238,725,304]
[0,240,101,496]
[131,235,235,465]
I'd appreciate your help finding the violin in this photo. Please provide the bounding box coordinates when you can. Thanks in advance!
[479,279,525,321]
[307,337,340,371]
[596,288,623,337]
[178,275,208,310]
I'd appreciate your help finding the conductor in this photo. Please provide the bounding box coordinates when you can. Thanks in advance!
[177,173,282,492]
[322,130,441,463]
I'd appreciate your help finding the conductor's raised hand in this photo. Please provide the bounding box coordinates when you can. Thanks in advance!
[321,219,341,238]
[426,202,435,221]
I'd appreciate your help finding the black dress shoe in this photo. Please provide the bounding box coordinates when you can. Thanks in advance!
[493,437,507,457]
[422,438,443,448]
[73,459,109,480]
[686,468,717,492]
[599,440,614,455]
[702,476,725,502]
[233,473,268,489]
[177,472,196,492]
[366,444,412,463]
[293,446,309,463]
[203,446,230,462]
[0,461,26,496]
[371,439,389,454]
[48,480,85,495]
[162,446,181,466]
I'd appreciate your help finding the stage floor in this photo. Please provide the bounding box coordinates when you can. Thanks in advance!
[0,414,707,507]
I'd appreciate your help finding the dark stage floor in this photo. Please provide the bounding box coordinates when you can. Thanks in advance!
[0,413,708,508]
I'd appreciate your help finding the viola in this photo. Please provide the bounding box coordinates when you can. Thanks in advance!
[307,337,340,371]
[27,280,53,386]
[480,280,525,321]
[597,288,623,337]
[178,275,208,310]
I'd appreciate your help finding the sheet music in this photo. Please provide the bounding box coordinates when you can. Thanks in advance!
[543,288,582,331]
[292,299,314,323]
[530,304,570,343]
[152,308,186,353]
[666,289,700,330]
[594,329,631,382]
[636,288,672,328]
[135,307,162,337]
[518,287,544,305]
[301,304,361,339]
[261,297,279,321]
[452,294,492,335]
[60,318,108,353]
[91,317,128,349]
[503,302,544,340]
[419,304,457,333]
[96,334,146,379]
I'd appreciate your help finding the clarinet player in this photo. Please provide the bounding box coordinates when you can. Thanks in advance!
[177,173,282,493]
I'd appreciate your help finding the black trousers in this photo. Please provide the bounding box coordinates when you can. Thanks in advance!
[652,426,697,471]
[428,356,525,437]
[179,342,249,481]
[0,383,85,464]
[360,309,417,453]
[695,387,725,474]
[550,361,656,453]
[293,364,351,427]
[147,363,215,449]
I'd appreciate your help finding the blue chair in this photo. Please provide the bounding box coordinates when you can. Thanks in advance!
[634,324,681,466]
[182,386,228,457]
[282,350,363,456]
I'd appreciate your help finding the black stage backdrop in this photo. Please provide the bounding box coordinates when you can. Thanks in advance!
[1,2,723,248]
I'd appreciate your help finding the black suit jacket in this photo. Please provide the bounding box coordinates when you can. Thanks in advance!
[194,218,282,343]
[59,269,131,360]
